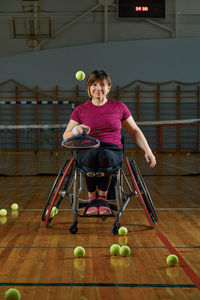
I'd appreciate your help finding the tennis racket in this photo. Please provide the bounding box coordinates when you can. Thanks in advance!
[62,129,100,151]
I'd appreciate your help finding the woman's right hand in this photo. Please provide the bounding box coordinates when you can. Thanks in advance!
[74,124,90,135]
[63,120,90,140]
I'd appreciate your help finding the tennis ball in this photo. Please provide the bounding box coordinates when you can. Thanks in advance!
[51,206,58,215]
[74,246,85,258]
[118,226,128,236]
[166,254,178,267]
[75,71,85,81]
[119,246,131,257]
[11,203,19,210]
[0,209,7,216]
[46,206,58,218]
[5,288,21,300]
[110,244,120,255]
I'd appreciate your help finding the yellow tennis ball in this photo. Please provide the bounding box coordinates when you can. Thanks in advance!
[0,209,7,216]
[74,246,85,258]
[166,254,178,267]
[46,206,58,218]
[110,244,120,255]
[75,71,85,81]
[11,203,19,210]
[51,206,58,217]
[118,226,128,236]
[119,246,131,257]
[5,288,21,300]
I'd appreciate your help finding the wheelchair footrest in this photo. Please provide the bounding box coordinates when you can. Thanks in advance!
[78,213,115,218]
[77,200,118,212]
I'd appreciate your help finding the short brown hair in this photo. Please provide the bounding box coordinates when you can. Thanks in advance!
[86,70,112,99]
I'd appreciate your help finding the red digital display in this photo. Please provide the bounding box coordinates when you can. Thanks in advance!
[135,6,149,12]
[118,1,165,19]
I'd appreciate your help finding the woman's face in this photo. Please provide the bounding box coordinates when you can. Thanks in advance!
[89,79,110,100]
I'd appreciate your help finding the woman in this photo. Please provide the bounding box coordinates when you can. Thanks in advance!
[63,70,156,215]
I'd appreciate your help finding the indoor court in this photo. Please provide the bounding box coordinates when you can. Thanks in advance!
[0,1,200,300]
[0,172,199,299]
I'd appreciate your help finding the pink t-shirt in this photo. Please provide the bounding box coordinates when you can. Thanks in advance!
[70,99,131,148]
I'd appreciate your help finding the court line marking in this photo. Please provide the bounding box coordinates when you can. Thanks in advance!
[16,207,200,211]
[0,246,199,249]
[0,283,196,288]
[157,232,200,290]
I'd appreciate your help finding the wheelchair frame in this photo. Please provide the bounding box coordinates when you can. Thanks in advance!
[42,155,158,234]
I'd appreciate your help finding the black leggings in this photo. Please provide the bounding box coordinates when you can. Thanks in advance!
[76,143,123,192]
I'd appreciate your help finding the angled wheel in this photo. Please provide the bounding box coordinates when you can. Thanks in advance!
[42,157,75,227]
[130,159,158,222]
[125,157,157,228]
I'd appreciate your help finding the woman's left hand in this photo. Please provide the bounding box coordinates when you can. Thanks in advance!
[145,152,156,168]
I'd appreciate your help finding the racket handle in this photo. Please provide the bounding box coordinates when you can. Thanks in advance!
[83,128,89,134]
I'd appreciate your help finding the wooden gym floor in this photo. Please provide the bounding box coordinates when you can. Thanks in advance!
[0,175,200,300]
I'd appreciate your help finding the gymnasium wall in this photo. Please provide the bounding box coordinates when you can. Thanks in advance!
[0,37,200,90]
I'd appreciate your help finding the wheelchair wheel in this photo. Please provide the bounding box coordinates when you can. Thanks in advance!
[112,221,120,235]
[69,222,78,234]
[130,159,158,222]
[125,157,156,228]
[42,157,75,227]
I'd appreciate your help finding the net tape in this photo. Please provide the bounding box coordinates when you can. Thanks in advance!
[0,118,199,130]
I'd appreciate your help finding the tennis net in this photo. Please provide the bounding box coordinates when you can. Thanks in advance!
[0,119,199,176]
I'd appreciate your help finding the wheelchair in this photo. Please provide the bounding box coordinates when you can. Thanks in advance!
[41,134,158,235]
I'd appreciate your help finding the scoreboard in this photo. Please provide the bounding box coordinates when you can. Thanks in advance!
[118,0,165,19]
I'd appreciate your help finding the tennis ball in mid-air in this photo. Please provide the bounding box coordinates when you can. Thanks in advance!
[110,244,121,255]
[74,246,85,258]
[119,246,131,257]
[75,71,85,81]
[11,203,19,210]
[118,226,128,236]
[166,254,178,267]
[0,209,7,216]
[5,288,21,300]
